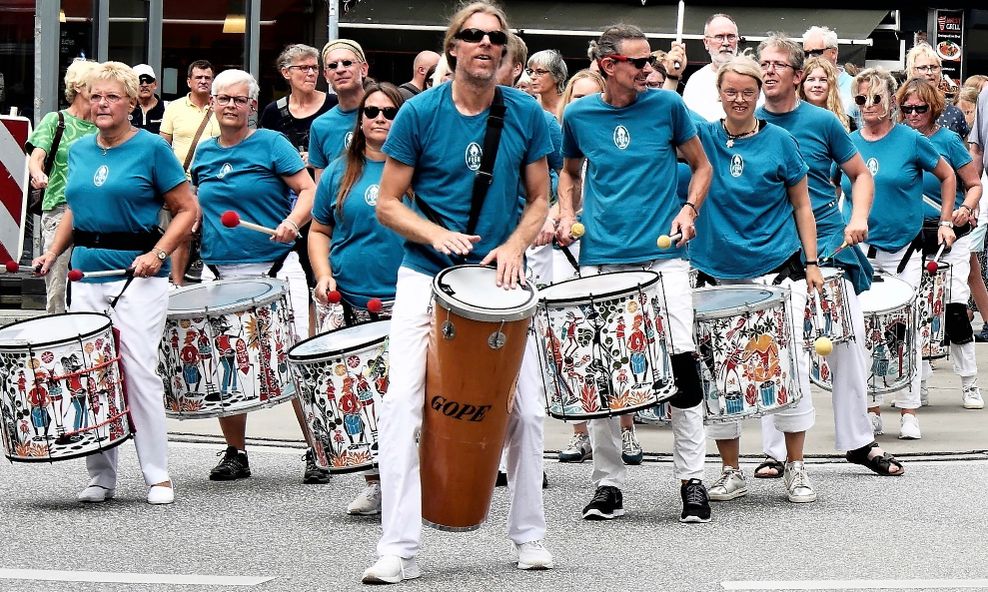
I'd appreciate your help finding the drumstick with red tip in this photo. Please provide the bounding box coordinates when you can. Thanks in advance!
[367,298,384,314]
[221,210,278,237]
[326,290,342,304]
[68,268,135,281]
[5,261,41,274]
[927,243,948,275]
[656,233,683,249]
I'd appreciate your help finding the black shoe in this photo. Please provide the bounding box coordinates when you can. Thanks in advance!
[582,485,625,520]
[495,471,508,487]
[302,448,331,484]
[209,446,251,481]
[976,323,988,343]
[679,478,711,523]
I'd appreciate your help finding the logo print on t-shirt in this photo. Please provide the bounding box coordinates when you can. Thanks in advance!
[218,163,233,179]
[613,125,631,150]
[93,165,109,187]
[364,184,380,206]
[465,142,483,171]
[730,154,744,177]
[866,157,879,175]
[345,132,354,150]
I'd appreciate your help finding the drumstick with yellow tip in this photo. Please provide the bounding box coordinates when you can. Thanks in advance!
[656,233,683,249]
[821,241,848,264]
[569,222,585,240]
[813,336,834,356]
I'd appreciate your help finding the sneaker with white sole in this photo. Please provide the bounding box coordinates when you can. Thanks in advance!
[620,427,643,465]
[581,485,625,520]
[511,539,554,570]
[347,482,382,515]
[77,485,114,503]
[361,555,421,584]
[963,386,985,409]
[869,412,884,436]
[898,413,922,440]
[707,466,748,501]
[783,461,817,503]
[558,432,592,463]
[679,479,711,523]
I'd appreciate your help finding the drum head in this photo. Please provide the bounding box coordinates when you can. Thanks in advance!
[289,320,391,360]
[168,278,287,316]
[859,274,914,313]
[694,286,784,320]
[540,270,659,304]
[433,265,538,322]
[0,312,111,349]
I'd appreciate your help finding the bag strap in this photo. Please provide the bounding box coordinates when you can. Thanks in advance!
[466,86,505,236]
[276,95,291,121]
[183,106,213,171]
[43,111,66,175]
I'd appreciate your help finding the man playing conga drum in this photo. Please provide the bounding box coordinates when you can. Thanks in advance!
[365,1,554,584]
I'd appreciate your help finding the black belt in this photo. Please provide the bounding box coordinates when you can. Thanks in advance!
[73,228,162,252]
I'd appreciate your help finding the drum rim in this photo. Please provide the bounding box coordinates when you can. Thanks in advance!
[860,274,918,314]
[0,311,112,350]
[538,270,660,305]
[693,285,788,320]
[288,319,391,361]
[166,277,288,317]
[433,265,538,322]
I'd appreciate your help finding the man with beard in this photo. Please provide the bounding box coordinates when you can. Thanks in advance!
[682,13,740,121]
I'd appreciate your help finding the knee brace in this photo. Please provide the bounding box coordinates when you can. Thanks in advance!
[946,302,974,344]
[669,352,703,408]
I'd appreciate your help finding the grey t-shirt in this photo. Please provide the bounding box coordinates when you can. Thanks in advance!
[969,86,988,170]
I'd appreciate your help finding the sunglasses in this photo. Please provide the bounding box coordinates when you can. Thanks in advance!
[854,94,882,106]
[608,54,657,70]
[900,104,930,115]
[363,106,399,120]
[804,48,831,58]
[326,60,356,70]
[138,75,156,85]
[454,28,508,46]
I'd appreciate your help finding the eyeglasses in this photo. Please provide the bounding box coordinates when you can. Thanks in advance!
[914,65,941,73]
[900,104,930,115]
[213,94,251,107]
[454,28,508,46]
[526,68,550,78]
[803,47,835,58]
[705,34,738,44]
[138,75,156,85]
[326,60,356,71]
[760,61,794,72]
[363,106,399,120]
[288,65,319,73]
[722,89,758,101]
[854,94,882,106]
[608,54,657,70]
[90,93,124,104]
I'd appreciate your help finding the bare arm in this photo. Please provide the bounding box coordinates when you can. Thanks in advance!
[839,154,873,246]
[28,148,49,189]
[555,156,584,245]
[787,177,823,292]
[671,136,712,247]
[307,218,336,302]
[932,157,958,247]
[971,141,984,179]
[32,208,75,273]
[276,168,316,243]
[953,160,983,227]
[662,42,687,91]
[159,132,173,145]
[131,181,198,277]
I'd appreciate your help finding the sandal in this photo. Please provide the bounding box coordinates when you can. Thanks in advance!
[846,441,904,476]
[753,457,785,479]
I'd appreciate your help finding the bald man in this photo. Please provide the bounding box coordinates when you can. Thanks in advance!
[398,50,441,100]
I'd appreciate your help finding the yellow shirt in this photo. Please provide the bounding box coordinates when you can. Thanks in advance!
[160,94,220,172]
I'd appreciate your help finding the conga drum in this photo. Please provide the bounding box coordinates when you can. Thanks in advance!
[419,265,539,531]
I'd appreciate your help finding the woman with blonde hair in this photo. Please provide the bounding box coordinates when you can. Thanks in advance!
[800,56,853,131]
[906,43,969,138]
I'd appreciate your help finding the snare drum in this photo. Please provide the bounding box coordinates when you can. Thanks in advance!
[420,265,538,532]
[158,278,298,418]
[803,268,854,347]
[0,313,131,462]
[919,261,950,360]
[534,271,676,420]
[694,286,800,422]
[289,321,389,473]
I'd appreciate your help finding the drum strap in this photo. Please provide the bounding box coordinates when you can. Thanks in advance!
[769,251,806,285]
[73,228,163,252]
[894,233,925,275]
[204,248,292,280]
[694,270,717,288]
[553,239,580,272]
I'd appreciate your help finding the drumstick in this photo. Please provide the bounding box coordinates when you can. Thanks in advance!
[67,268,135,281]
[927,243,948,274]
[326,290,342,304]
[569,222,585,240]
[220,210,278,237]
[4,261,41,274]
[674,0,684,70]
[821,241,848,263]
[367,298,384,314]
[656,232,683,249]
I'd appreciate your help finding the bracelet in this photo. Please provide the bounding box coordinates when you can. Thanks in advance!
[284,219,301,234]
[960,204,974,214]
[805,260,819,267]
[939,220,954,228]
[683,202,698,216]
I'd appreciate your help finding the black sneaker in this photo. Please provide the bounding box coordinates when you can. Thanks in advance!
[976,323,988,343]
[302,448,331,484]
[679,478,711,523]
[582,485,625,520]
[209,446,251,481]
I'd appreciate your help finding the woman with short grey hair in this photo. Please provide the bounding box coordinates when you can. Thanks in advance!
[527,49,568,116]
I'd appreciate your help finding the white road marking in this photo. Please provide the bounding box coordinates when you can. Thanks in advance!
[723,580,988,590]
[0,568,275,587]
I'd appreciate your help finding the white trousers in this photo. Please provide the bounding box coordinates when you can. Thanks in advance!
[580,260,706,487]
[376,268,546,559]
[71,277,170,487]
[762,277,874,458]
[922,233,978,381]
[706,275,816,441]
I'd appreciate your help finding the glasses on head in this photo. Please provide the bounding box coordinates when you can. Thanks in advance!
[213,94,251,107]
[722,89,758,101]
[853,94,882,107]
[900,104,930,115]
[608,54,657,70]
[526,68,550,78]
[363,106,399,120]
[288,65,319,73]
[454,28,508,46]
[90,93,124,104]
[760,61,794,72]
[326,60,356,71]
[914,64,941,73]
[705,34,738,44]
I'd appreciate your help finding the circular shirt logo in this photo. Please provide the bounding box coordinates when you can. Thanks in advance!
[93,165,109,187]
[866,157,879,175]
[730,154,744,178]
[613,125,631,150]
[344,132,354,150]
[218,163,233,179]
[464,142,483,171]
[364,184,380,206]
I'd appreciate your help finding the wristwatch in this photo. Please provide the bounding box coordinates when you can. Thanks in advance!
[152,247,168,261]
[939,220,954,228]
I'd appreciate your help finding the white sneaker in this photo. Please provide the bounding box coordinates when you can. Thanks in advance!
[963,386,984,409]
[77,485,114,503]
[783,461,817,503]
[347,482,382,515]
[898,413,922,440]
[707,466,748,501]
[868,412,884,436]
[147,484,175,505]
[361,555,421,584]
[920,381,930,406]
[511,539,554,570]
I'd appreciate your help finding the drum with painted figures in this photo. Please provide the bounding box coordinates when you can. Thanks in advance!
[919,260,950,360]
[803,267,854,348]
[313,290,394,334]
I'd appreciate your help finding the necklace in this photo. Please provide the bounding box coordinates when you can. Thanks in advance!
[96,127,136,156]
[922,123,941,137]
[722,119,760,148]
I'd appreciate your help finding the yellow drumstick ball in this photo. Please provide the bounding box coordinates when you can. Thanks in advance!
[570,222,585,239]
[814,336,834,356]
[656,235,672,249]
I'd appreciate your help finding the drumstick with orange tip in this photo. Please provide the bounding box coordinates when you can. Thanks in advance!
[221,210,278,237]
[656,233,683,249]
[927,243,947,275]
[68,268,135,281]
[5,261,41,274]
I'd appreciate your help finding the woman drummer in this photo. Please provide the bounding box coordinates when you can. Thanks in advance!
[190,69,318,484]
[309,82,406,515]
[840,69,957,439]
[689,54,824,504]
[897,77,983,409]
[34,61,197,505]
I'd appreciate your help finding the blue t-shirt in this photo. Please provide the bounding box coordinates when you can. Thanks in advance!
[561,90,697,265]
[66,130,185,283]
[312,157,403,307]
[691,121,808,279]
[922,126,972,218]
[383,84,553,276]
[840,124,941,252]
[308,105,359,170]
[192,129,306,265]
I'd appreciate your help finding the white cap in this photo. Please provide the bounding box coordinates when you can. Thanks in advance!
[133,64,156,80]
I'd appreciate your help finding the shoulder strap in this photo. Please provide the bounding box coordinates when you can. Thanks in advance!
[276,96,291,121]
[42,111,66,175]
[466,86,505,236]
[183,107,214,171]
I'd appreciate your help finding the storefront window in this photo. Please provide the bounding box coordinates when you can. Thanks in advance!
[258,0,321,105]
[0,1,36,118]
[109,0,149,67]
[162,1,246,101]
[59,0,96,110]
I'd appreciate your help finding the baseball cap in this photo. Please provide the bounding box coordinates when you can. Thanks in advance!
[133,64,156,81]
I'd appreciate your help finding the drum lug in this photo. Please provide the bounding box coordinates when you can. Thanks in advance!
[442,320,455,340]
[488,331,507,350]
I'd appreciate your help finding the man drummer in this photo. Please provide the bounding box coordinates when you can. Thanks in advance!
[365,2,554,583]
[556,23,714,524]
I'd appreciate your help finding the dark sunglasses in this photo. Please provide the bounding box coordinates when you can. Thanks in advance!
[454,28,508,45]
[854,94,882,106]
[326,60,356,70]
[363,106,399,120]
[608,54,657,69]
[900,104,930,115]
[138,75,155,85]
[804,48,829,58]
